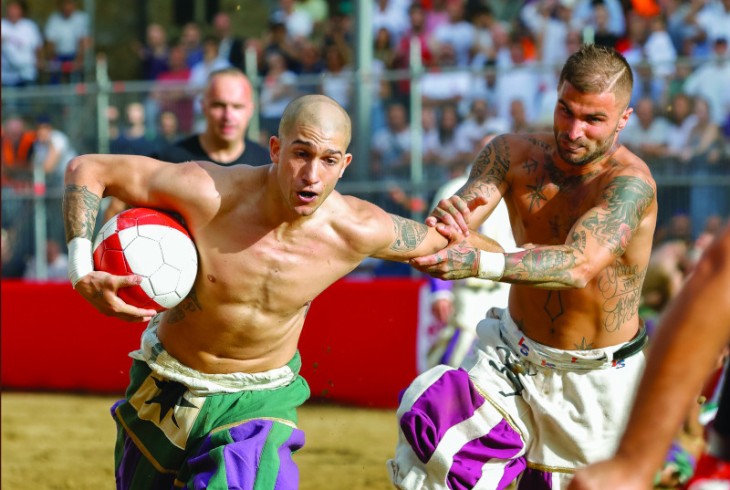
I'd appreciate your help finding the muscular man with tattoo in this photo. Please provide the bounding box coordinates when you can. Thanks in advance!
[388,44,658,490]
[63,95,497,489]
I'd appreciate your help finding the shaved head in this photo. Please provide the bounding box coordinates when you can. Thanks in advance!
[279,95,352,149]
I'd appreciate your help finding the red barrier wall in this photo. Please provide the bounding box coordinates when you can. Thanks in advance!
[1,279,422,408]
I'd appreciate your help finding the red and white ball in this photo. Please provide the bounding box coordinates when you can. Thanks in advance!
[93,207,198,311]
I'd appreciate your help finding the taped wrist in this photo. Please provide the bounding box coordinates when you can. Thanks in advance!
[68,237,94,287]
[477,250,505,281]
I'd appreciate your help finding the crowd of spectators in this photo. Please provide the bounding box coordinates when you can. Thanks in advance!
[2,0,730,282]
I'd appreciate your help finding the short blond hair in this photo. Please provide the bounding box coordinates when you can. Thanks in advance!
[559,44,633,108]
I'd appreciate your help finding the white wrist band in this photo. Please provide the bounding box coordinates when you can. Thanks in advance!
[477,250,506,281]
[68,237,94,287]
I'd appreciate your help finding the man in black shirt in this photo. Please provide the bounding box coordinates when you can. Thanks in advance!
[105,68,268,219]
[156,67,269,166]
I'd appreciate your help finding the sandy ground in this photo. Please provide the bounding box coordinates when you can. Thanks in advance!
[1,392,398,490]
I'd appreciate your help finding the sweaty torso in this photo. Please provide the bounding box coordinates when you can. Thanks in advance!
[156,168,367,374]
[503,134,655,350]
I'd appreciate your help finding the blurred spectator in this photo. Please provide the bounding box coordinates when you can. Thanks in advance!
[663,57,694,106]
[695,0,730,45]
[105,69,269,221]
[23,238,68,282]
[432,103,467,176]
[420,42,471,110]
[520,0,573,69]
[212,12,245,69]
[682,97,728,239]
[425,0,450,36]
[430,0,476,67]
[259,50,298,138]
[179,22,204,69]
[621,96,671,161]
[189,36,232,132]
[156,110,181,146]
[33,115,76,189]
[469,4,501,68]
[263,11,303,74]
[643,15,678,85]
[371,101,411,182]
[508,98,537,133]
[296,40,325,94]
[321,7,354,51]
[150,44,193,133]
[461,59,499,117]
[43,0,91,84]
[110,102,160,157]
[571,0,626,37]
[393,2,435,98]
[683,37,730,127]
[374,27,397,69]
[423,145,515,370]
[666,92,698,160]
[156,68,268,167]
[319,44,353,110]
[372,0,409,46]
[455,98,508,157]
[1,115,35,188]
[591,0,621,49]
[493,35,545,125]
[272,0,315,43]
[295,0,329,34]
[134,22,169,81]
[420,105,445,180]
[1,226,27,279]
[1,0,44,87]
[33,116,77,244]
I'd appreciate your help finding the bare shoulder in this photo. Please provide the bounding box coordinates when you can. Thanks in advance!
[333,194,394,254]
[606,146,657,188]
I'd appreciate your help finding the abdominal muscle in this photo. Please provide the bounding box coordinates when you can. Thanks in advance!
[156,300,308,375]
[508,281,641,350]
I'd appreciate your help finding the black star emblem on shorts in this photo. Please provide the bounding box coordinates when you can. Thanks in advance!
[145,377,198,427]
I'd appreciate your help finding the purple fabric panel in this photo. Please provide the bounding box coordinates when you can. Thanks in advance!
[516,466,553,490]
[498,457,527,489]
[116,429,145,489]
[189,419,274,490]
[273,428,306,490]
[430,277,454,294]
[447,418,525,490]
[400,369,486,463]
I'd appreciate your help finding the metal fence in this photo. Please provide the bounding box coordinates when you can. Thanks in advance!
[2,57,729,280]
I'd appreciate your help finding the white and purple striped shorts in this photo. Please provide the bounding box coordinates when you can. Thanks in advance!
[388,307,646,490]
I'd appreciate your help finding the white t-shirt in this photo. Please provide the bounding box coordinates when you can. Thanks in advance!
[44,10,89,56]
[1,17,43,84]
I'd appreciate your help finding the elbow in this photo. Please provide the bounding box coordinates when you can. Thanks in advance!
[569,261,596,289]
[64,155,86,181]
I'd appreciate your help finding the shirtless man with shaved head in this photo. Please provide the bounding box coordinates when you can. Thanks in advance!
[63,94,498,489]
[388,44,658,490]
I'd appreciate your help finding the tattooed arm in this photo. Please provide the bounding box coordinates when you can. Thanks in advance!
[425,134,513,235]
[63,153,208,321]
[413,173,656,288]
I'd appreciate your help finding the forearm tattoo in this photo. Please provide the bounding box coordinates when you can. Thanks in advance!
[389,214,428,252]
[460,134,511,202]
[582,176,654,256]
[63,184,101,242]
[505,247,578,286]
